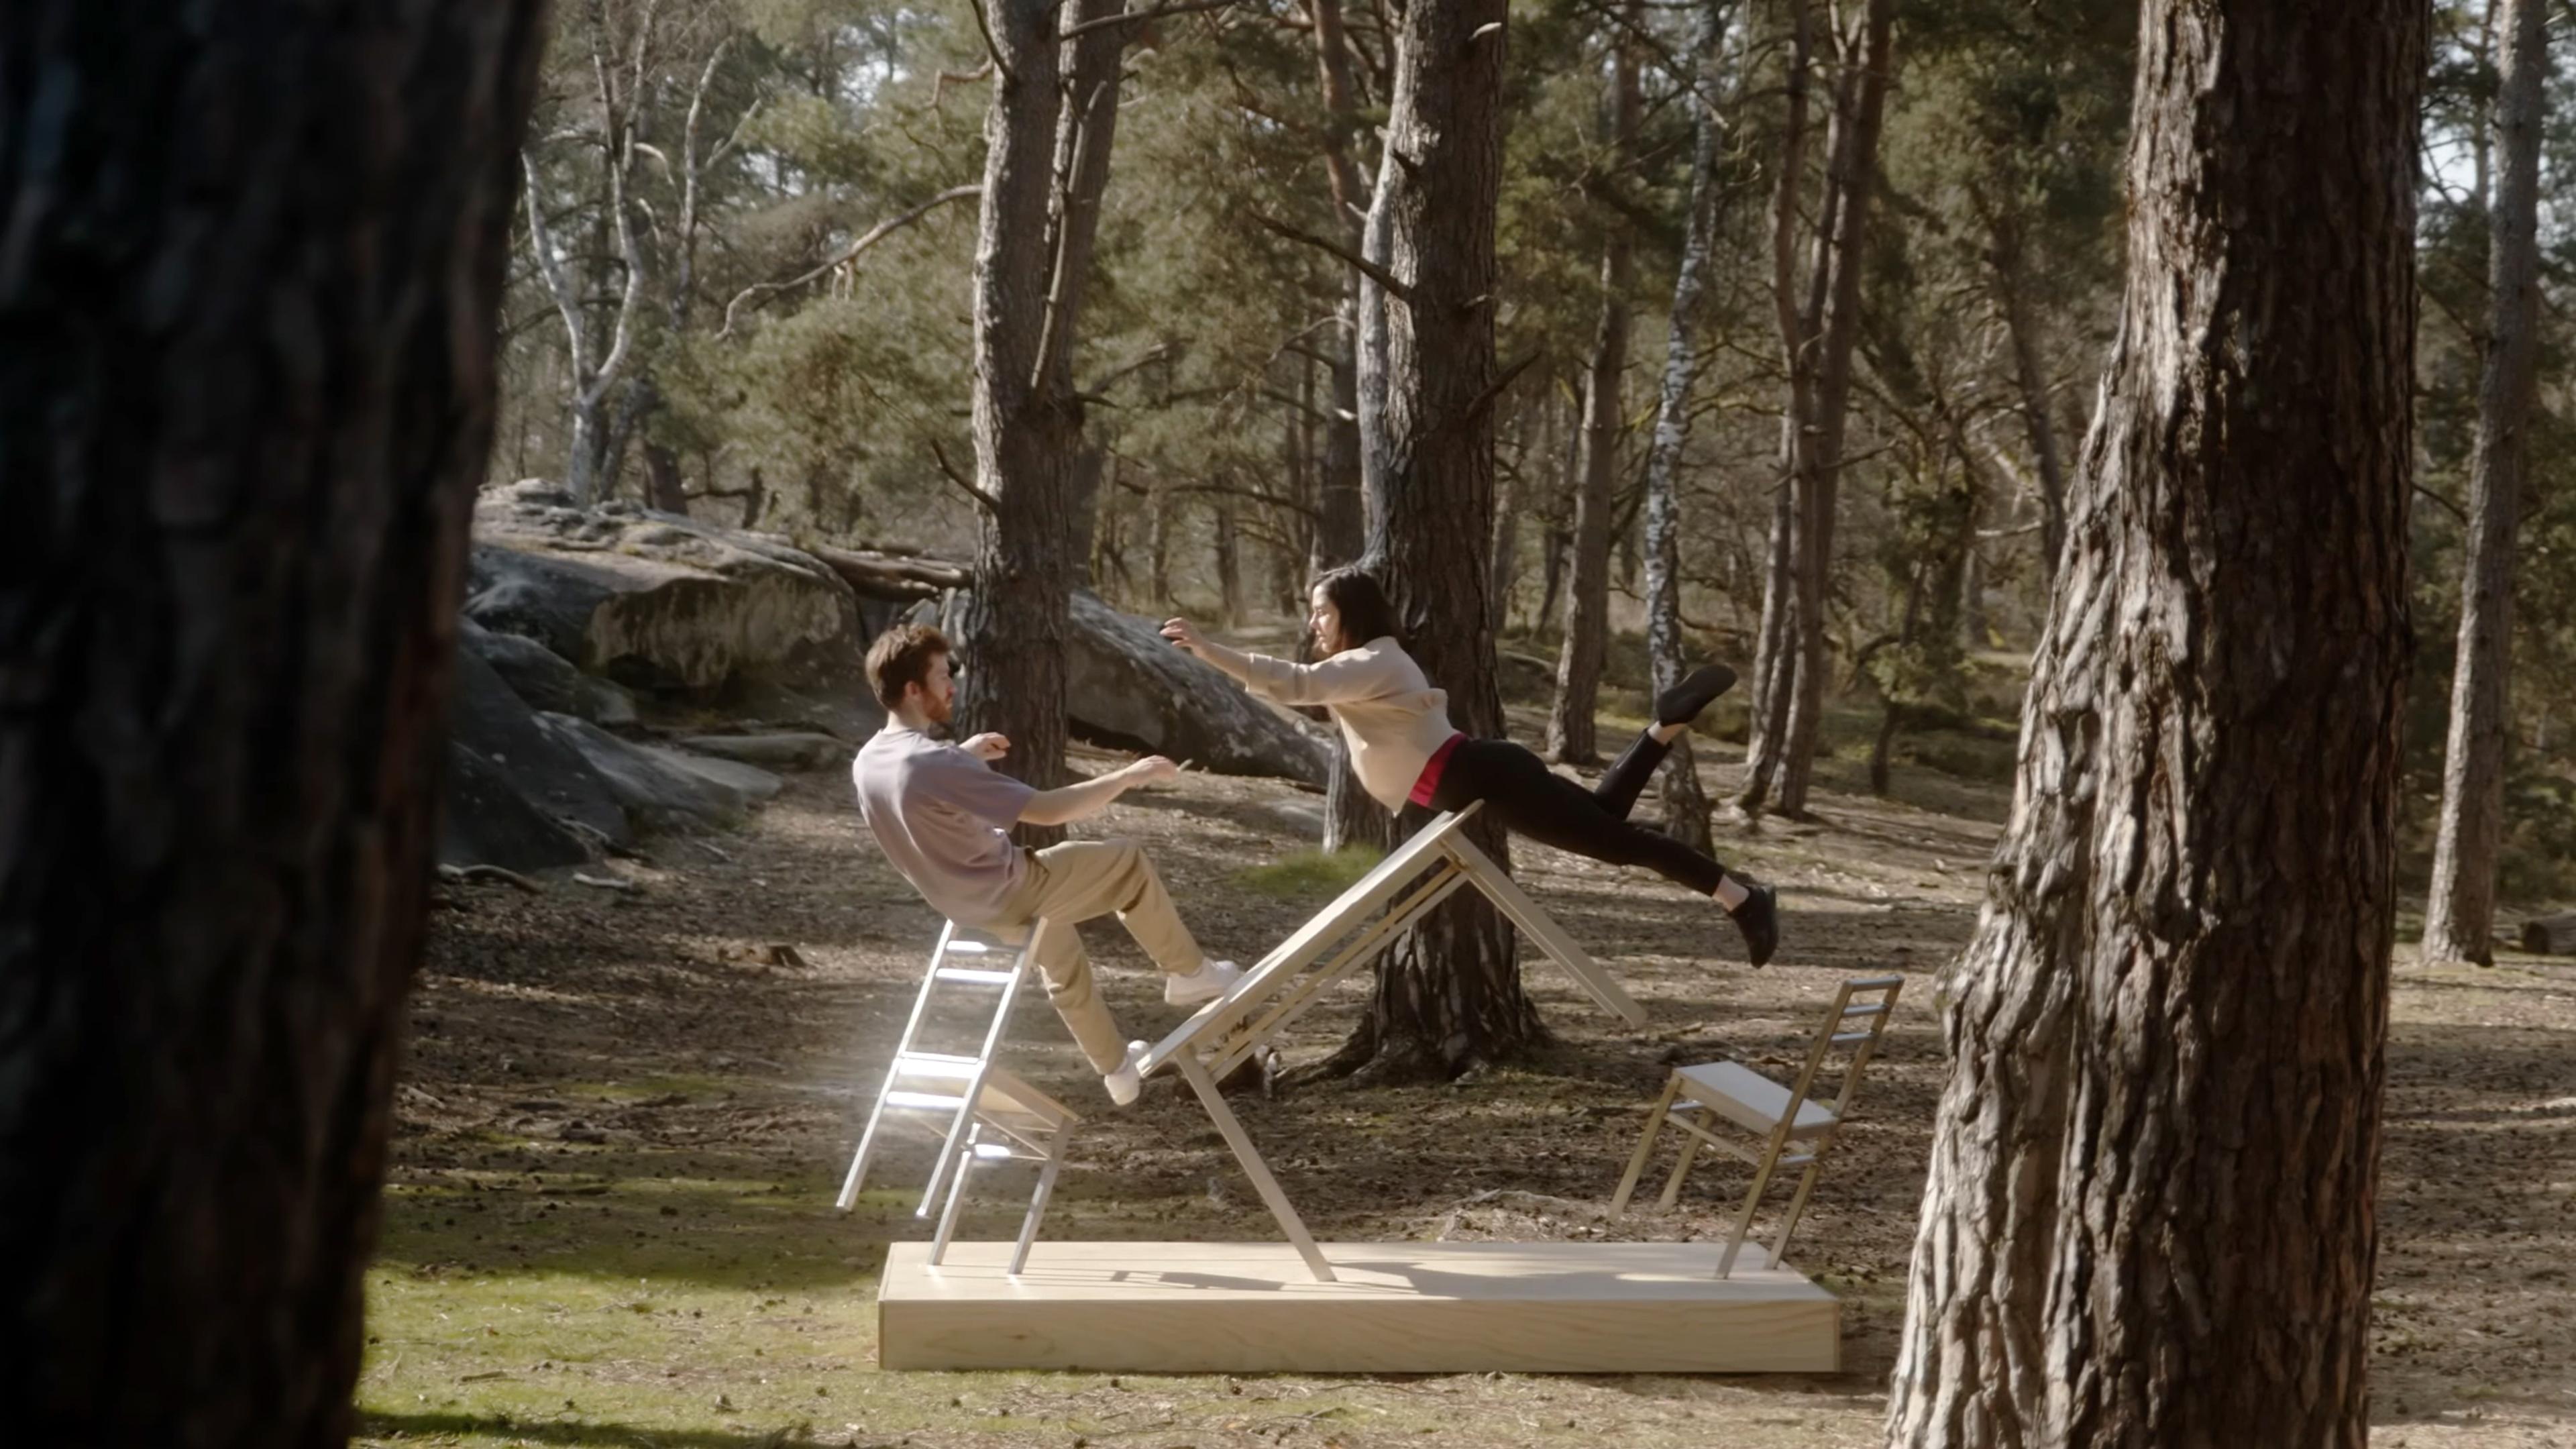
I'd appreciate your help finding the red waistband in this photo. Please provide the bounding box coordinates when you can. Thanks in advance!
[1408,732,1468,807]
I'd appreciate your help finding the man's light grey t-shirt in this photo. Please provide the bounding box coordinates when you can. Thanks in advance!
[851,726,1037,925]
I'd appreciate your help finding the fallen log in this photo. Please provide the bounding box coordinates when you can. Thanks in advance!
[806,543,971,600]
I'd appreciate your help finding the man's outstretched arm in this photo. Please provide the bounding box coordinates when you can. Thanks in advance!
[1018,755,1181,827]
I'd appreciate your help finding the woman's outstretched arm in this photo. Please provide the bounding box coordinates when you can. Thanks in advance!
[1161,616,1401,706]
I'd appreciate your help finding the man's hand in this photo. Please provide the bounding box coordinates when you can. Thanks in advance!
[962,732,1010,762]
[1122,755,1181,786]
[1159,617,1203,655]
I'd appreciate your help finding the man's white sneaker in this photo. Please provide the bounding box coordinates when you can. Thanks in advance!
[1164,959,1245,1007]
[1102,1039,1150,1108]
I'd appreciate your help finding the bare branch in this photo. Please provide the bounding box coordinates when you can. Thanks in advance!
[586,119,649,409]
[1082,340,1182,398]
[1248,210,1413,302]
[707,95,765,168]
[673,34,735,332]
[2413,482,2469,524]
[929,438,1003,513]
[1061,0,1244,40]
[1456,350,1542,429]
[926,61,995,113]
[1033,69,1118,394]
[965,0,1015,85]
[716,185,981,339]
[523,157,592,372]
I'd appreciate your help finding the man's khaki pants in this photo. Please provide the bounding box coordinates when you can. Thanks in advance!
[985,839,1208,1074]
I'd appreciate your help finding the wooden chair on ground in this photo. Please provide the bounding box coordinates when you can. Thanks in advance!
[1610,975,1903,1277]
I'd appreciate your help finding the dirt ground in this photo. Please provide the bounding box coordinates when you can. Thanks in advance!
[360,719,2576,1448]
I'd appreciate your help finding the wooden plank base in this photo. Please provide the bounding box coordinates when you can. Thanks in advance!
[879,1240,1839,1374]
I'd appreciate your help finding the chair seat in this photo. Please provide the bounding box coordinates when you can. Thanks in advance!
[1674,1061,1838,1138]
[975,1066,1077,1128]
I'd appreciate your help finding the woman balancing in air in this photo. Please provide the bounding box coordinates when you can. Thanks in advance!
[1161,567,1780,966]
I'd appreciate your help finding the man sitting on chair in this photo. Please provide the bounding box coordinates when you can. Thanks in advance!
[853,623,1242,1106]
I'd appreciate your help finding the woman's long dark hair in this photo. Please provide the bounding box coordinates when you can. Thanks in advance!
[1309,566,1400,652]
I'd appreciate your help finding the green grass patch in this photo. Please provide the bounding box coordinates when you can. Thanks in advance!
[1231,846,1385,902]
[354,1162,1476,1449]
[554,1074,737,1106]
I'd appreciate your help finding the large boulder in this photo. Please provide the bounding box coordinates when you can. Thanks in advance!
[1063,589,1333,787]
[534,714,782,833]
[439,745,591,873]
[466,482,882,739]
[678,732,850,771]
[439,634,786,869]
[446,645,631,850]
[458,617,635,724]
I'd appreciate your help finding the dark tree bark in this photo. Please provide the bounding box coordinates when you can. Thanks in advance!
[1774,0,1896,819]
[1534,388,1578,633]
[958,0,1131,844]
[1885,5,2424,1445]
[1546,7,1643,766]
[0,2,546,1443]
[1488,395,1542,633]
[1308,0,1369,576]
[1638,0,1735,856]
[1213,488,1245,627]
[2422,0,2546,968]
[1330,0,1535,1082]
[644,439,691,515]
[1301,0,1391,857]
[1065,443,1108,588]
[1991,213,2070,581]
[1736,0,1816,816]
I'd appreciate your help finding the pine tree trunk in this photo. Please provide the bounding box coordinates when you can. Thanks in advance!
[1546,14,1642,766]
[1994,218,2071,582]
[1885,5,2424,1444]
[1489,468,1523,635]
[645,441,691,516]
[2422,0,2545,969]
[1339,0,1534,1083]
[1735,0,1815,817]
[1309,0,1369,579]
[1535,388,1578,636]
[1318,292,1367,570]
[1639,0,1731,855]
[1214,490,1244,627]
[1774,0,1896,820]
[959,0,1130,844]
[0,2,545,1441]
[1065,445,1108,589]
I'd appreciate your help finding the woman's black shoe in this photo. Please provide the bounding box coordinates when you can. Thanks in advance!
[1656,663,1739,727]
[1728,883,1779,967]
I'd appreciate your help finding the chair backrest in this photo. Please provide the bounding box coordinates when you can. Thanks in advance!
[1776,974,1903,1135]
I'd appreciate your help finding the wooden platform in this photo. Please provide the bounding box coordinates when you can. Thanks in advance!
[878,1240,1839,1374]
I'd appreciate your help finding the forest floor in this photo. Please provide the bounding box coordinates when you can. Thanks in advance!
[358,694,2576,1449]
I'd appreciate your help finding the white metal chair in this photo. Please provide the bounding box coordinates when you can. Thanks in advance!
[1610,974,1902,1277]
[837,920,1079,1275]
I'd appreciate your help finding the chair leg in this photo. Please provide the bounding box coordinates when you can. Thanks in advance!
[1717,1131,1790,1279]
[1611,1075,1681,1215]
[928,1124,981,1266]
[1010,1136,1067,1277]
[1768,1157,1827,1269]
[1657,1121,1704,1212]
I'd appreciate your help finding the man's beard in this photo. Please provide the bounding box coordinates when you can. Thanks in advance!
[924,690,953,728]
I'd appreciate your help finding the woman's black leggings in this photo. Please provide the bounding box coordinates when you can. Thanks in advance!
[1426,730,1729,895]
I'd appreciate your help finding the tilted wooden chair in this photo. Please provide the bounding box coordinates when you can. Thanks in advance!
[1610,975,1902,1277]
